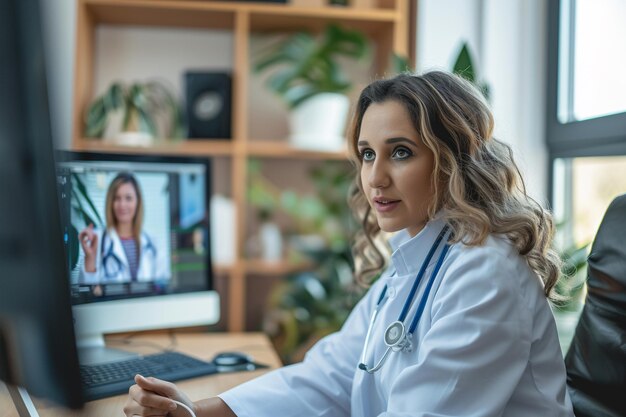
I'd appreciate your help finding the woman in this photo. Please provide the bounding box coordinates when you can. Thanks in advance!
[79,172,165,284]
[123,71,574,416]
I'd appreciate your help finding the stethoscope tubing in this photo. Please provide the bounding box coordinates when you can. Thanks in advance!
[359,286,388,370]
[398,226,449,323]
[359,225,451,374]
[407,242,450,335]
[101,230,156,279]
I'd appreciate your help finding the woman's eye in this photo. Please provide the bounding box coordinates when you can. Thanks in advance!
[392,148,412,160]
[361,150,375,161]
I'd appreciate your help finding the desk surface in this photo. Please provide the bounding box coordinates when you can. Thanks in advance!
[0,332,282,417]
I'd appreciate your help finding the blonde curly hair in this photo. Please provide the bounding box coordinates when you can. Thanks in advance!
[347,71,562,300]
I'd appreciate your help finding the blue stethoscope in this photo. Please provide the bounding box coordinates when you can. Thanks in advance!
[358,225,451,373]
[101,230,156,280]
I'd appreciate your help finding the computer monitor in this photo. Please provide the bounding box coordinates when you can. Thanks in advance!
[56,152,220,364]
[0,0,84,412]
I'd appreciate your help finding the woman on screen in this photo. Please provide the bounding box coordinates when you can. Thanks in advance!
[79,172,167,284]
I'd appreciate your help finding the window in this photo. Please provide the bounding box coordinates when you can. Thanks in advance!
[559,0,626,122]
[547,0,626,352]
[553,156,626,247]
[548,0,626,239]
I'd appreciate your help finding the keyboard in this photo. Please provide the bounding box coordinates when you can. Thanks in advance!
[80,351,218,401]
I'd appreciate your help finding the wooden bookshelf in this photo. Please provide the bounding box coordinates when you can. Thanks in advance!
[71,0,412,331]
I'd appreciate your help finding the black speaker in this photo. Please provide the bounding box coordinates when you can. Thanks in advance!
[184,72,232,139]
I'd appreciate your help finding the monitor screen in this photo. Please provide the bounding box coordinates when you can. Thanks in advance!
[56,152,219,359]
[57,152,213,304]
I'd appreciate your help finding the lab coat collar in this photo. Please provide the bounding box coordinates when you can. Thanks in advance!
[388,216,448,277]
[108,227,150,248]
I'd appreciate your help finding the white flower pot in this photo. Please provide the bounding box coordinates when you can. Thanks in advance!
[288,93,350,151]
[102,108,154,147]
[260,222,283,262]
[111,131,154,147]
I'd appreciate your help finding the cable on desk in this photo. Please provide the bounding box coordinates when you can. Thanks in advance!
[172,399,196,417]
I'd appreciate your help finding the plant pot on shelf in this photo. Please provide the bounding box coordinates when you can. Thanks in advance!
[253,23,368,151]
[288,93,349,152]
[102,109,155,147]
[109,131,153,147]
[290,0,326,7]
[85,80,183,146]
[259,221,283,262]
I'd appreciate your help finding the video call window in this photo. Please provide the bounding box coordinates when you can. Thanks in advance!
[57,158,211,305]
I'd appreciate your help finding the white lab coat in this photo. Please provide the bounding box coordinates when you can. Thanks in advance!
[219,217,574,417]
[79,228,168,284]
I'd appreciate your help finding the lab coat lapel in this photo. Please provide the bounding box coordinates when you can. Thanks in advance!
[108,228,130,281]
[137,233,152,280]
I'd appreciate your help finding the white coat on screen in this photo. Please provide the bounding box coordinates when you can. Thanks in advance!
[79,228,167,284]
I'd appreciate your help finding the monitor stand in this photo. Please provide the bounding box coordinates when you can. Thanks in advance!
[7,385,40,417]
[77,334,140,366]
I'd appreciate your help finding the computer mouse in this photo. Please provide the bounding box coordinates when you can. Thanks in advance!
[212,351,252,367]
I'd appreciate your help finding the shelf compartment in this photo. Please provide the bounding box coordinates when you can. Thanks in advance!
[249,8,396,35]
[244,259,313,276]
[84,0,236,29]
[83,0,397,32]
[213,263,233,275]
[212,260,314,276]
[247,141,349,160]
[72,138,351,160]
[73,138,236,156]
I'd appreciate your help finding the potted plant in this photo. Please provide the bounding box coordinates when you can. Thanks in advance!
[253,24,368,151]
[84,80,184,146]
[248,159,362,363]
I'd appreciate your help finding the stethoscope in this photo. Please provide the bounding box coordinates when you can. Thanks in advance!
[101,230,156,279]
[358,225,451,374]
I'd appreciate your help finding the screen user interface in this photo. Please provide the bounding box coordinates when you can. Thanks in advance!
[57,158,210,305]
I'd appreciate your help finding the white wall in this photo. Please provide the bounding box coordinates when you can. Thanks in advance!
[94,27,233,97]
[417,0,549,203]
[417,0,483,73]
[483,0,549,204]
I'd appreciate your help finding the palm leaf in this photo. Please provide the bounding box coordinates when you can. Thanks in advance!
[137,107,157,137]
[392,53,411,74]
[72,173,103,226]
[85,80,181,139]
[84,98,108,137]
[254,23,369,108]
[452,43,476,83]
[283,84,319,108]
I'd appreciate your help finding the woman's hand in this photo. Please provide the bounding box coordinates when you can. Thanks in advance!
[123,375,196,417]
[78,224,98,272]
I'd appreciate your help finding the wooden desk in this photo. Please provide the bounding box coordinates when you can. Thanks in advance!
[0,332,282,417]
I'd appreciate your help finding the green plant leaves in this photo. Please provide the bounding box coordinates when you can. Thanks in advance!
[265,248,361,363]
[84,98,108,138]
[452,42,490,101]
[253,160,359,363]
[254,24,369,109]
[71,173,103,226]
[84,80,184,139]
[452,43,476,83]
[69,173,104,271]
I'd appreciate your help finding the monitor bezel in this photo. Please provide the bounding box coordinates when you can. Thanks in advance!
[56,150,214,303]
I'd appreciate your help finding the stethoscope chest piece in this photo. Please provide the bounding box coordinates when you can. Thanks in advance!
[384,321,412,352]
[358,225,451,373]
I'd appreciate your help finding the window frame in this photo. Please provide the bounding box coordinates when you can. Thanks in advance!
[546,0,626,159]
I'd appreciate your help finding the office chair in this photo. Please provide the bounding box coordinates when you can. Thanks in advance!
[564,194,626,417]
